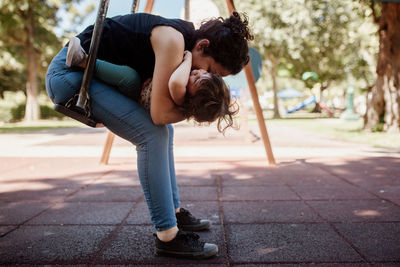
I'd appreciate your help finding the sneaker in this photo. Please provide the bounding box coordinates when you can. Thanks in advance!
[154,230,218,259]
[66,37,87,67]
[176,208,211,231]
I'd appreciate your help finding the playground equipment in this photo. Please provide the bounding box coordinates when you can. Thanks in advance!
[286,96,316,114]
[340,86,360,120]
[277,88,303,99]
[53,0,275,166]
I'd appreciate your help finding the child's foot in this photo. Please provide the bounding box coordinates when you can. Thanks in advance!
[154,230,218,259]
[176,208,211,231]
[66,37,87,67]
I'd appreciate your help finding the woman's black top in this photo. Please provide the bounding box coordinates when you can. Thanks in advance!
[76,13,196,82]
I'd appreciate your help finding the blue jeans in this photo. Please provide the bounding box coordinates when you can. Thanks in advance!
[46,47,180,231]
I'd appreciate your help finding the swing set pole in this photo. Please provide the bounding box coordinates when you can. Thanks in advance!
[225,0,276,166]
[76,0,110,110]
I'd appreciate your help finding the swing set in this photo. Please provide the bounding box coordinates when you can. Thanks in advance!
[54,0,276,166]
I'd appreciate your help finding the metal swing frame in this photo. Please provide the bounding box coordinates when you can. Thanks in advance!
[54,0,134,127]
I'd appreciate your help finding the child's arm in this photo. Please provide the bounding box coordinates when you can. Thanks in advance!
[168,50,192,106]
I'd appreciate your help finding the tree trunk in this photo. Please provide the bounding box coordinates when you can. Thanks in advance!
[366,3,400,133]
[24,0,40,122]
[269,58,280,119]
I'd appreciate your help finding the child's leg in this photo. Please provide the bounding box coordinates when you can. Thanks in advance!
[94,60,142,100]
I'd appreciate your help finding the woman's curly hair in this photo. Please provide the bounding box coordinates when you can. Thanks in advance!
[179,73,238,133]
[195,12,254,75]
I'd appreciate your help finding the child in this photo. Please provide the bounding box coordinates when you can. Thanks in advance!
[66,37,237,132]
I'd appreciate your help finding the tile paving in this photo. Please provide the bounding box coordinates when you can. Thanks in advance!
[0,122,399,265]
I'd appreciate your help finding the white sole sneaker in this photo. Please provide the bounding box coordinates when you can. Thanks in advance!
[66,37,85,67]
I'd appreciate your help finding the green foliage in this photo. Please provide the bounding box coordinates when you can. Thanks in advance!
[0,0,94,98]
[235,0,378,94]
[11,103,65,121]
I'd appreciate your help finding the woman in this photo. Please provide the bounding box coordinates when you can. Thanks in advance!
[46,11,253,259]
[66,39,236,131]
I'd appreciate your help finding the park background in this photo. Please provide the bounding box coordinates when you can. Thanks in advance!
[0,0,399,149]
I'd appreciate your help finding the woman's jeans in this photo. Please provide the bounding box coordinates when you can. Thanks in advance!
[46,47,180,231]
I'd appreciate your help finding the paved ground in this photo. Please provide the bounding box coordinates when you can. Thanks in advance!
[0,120,399,266]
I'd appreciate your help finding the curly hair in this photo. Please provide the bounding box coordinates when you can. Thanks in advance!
[179,73,238,133]
[194,12,254,75]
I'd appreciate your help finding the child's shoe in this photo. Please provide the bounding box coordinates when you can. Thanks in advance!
[66,37,87,67]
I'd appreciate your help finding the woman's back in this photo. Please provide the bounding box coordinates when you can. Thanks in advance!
[76,13,196,81]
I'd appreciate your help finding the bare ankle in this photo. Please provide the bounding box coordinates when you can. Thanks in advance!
[157,226,179,242]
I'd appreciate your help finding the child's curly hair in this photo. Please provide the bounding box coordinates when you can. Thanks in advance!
[179,74,239,133]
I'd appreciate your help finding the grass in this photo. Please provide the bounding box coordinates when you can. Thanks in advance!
[265,116,400,149]
[0,119,85,133]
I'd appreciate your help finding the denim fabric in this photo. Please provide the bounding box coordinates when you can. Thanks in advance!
[46,47,180,230]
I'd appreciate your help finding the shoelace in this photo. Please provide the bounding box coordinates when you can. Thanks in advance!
[179,208,197,221]
[178,231,202,247]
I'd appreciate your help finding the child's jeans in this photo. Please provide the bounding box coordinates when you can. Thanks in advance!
[46,47,180,231]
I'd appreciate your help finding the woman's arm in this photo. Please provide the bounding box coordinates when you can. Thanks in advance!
[168,51,192,106]
[149,26,186,125]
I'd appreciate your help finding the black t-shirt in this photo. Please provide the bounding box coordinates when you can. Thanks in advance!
[76,13,196,82]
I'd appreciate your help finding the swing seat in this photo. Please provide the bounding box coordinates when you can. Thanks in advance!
[52,0,110,128]
[54,103,97,127]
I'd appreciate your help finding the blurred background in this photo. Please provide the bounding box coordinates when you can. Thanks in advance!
[0,0,398,148]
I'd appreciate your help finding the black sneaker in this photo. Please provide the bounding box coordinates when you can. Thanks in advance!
[154,230,218,259]
[176,208,211,231]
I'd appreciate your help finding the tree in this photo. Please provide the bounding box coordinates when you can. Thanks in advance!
[365,2,400,133]
[0,0,93,121]
[232,0,376,117]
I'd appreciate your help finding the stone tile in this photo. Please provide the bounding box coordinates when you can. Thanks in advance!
[227,224,362,263]
[0,202,51,224]
[126,201,220,226]
[93,169,141,187]
[66,185,143,202]
[367,185,400,201]
[94,265,226,267]
[0,187,72,202]
[0,225,113,264]
[390,199,400,206]
[291,185,377,200]
[223,201,321,223]
[222,186,299,201]
[233,264,367,267]
[125,201,151,225]
[27,202,133,225]
[221,169,284,186]
[98,225,226,264]
[280,173,350,186]
[176,167,217,186]
[95,264,226,267]
[0,226,16,236]
[179,186,218,201]
[307,200,400,222]
[334,222,400,261]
